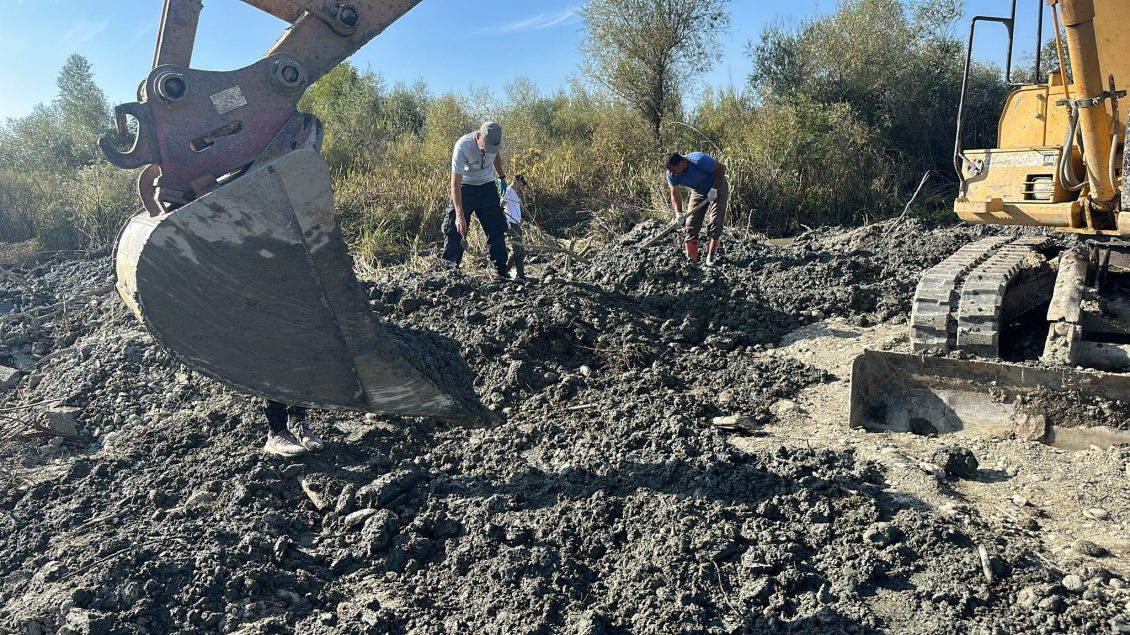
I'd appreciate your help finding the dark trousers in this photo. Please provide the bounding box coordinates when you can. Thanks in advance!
[506,222,525,277]
[263,399,305,433]
[442,182,508,273]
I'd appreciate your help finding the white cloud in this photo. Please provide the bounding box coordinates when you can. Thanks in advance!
[59,18,112,47]
[484,6,579,34]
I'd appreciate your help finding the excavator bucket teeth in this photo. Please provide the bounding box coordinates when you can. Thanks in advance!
[114,149,478,421]
[849,350,1130,448]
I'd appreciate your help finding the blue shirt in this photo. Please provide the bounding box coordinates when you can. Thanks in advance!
[666,152,717,194]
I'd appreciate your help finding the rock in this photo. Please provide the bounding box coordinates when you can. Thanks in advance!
[1074,539,1111,558]
[705,333,739,351]
[1037,595,1065,612]
[918,462,945,480]
[344,508,378,531]
[361,508,399,553]
[1013,413,1047,442]
[770,400,798,416]
[273,535,291,560]
[1083,508,1111,521]
[398,297,423,314]
[1017,586,1040,609]
[1062,574,1085,593]
[0,365,18,389]
[579,365,592,378]
[543,371,560,383]
[45,407,80,438]
[357,469,427,510]
[930,446,978,479]
[939,502,966,518]
[185,491,216,508]
[738,577,774,604]
[335,484,356,516]
[1009,495,1029,508]
[1111,616,1130,634]
[977,544,995,583]
[863,522,902,548]
[710,415,755,432]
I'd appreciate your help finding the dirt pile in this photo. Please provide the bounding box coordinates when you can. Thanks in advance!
[1,219,1125,634]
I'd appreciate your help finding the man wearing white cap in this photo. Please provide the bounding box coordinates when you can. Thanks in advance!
[442,121,509,278]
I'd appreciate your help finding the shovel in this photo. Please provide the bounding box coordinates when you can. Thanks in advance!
[641,197,710,249]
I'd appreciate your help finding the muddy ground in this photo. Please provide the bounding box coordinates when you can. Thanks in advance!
[0,219,1128,634]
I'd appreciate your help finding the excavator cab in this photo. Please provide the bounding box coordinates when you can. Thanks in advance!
[102,1,483,422]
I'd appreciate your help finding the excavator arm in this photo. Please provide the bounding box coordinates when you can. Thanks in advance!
[99,1,484,423]
[101,0,420,215]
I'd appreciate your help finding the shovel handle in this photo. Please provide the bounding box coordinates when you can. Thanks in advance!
[641,196,711,249]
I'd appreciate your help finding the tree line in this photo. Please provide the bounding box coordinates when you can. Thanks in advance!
[0,0,1011,262]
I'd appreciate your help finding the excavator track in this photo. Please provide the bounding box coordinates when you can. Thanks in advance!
[910,236,1011,352]
[911,236,1051,356]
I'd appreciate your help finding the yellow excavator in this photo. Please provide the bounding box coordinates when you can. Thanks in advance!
[100,1,483,423]
[850,0,1130,447]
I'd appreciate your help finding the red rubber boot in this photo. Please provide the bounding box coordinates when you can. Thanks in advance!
[706,239,720,265]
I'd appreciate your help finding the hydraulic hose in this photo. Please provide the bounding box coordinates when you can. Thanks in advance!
[1060,105,1086,192]
[1109,132,1120,196]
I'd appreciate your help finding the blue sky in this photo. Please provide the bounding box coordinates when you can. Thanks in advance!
[0,0,1035,121]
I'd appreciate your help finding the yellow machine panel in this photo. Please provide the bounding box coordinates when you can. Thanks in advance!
[956,147,1083,227]
[1093,0,1130,138]
[997,80,1071,149]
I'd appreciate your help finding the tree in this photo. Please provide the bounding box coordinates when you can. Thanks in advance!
[0,55,114,172]
[300,63,389,170]
[54,54,113,167]
[748,0,1009,183]
[580,0,729,143]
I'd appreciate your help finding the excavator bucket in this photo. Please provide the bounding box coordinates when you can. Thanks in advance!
[114,149,478,422]
[849,350,1130,448]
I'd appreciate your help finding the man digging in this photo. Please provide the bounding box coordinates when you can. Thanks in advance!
[663,151,729,265]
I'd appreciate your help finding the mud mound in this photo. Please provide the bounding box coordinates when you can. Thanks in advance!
[0,220,1123,634]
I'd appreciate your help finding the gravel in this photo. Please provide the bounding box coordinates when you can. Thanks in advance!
[0,219,1122,634]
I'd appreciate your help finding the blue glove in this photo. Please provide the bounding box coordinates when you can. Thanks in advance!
[498,178,508,194]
